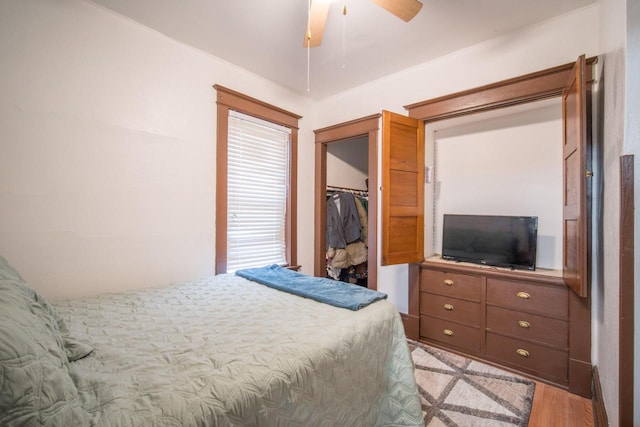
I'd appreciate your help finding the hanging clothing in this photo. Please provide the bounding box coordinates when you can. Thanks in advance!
[326,241,367,269]
[325,191,368,283]
[354,197,368,248]
[326,192,362,249]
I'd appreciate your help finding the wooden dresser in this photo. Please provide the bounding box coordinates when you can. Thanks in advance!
[414,257,591,396]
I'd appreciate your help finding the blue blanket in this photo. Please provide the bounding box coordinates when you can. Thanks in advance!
[235,265,387,311]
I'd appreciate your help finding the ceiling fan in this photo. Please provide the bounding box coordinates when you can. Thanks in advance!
[304,0,423,48]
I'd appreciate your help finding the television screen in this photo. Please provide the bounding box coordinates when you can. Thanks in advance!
[441,214,538,270]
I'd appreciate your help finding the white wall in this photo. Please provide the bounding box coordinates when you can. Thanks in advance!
[593,0,627,424]
[316,6,600,125]
[430,102,563,270]
[326,137,369,190]
[0,0,316,299]
[316,5,599,312]
[594,0,640,423]
[626,0,640,422]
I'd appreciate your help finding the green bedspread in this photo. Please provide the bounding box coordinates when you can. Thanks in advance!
[1,258,423,426]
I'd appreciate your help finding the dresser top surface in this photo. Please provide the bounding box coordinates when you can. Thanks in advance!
[421,255,565,283]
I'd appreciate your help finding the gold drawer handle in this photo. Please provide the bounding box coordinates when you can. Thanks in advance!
[517,291,531,299]
[443,279,454,286]
[516,349,530,358]
[443,304,454,311]
[443,329,454,336]
[518,320,531,329]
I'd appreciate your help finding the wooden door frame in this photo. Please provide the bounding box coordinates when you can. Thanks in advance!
[619,155,634,426]
[404,57,597,397]
[314,114,381,290]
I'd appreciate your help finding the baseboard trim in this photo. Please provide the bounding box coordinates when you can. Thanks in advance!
[400,313,419,341]
[592,366,608,427]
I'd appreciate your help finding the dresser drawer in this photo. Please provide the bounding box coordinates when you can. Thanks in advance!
[485,332,568,384]
[421,293,481,327]
[486,306,568,349]
[420,269,481,301]
[420,315,481,354]
[486,278,568,318]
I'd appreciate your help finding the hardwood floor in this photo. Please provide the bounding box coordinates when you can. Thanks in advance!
[528,381,594,427]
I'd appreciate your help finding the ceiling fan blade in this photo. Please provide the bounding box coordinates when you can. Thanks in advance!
[303,0,331,48]
[370,0,423,22]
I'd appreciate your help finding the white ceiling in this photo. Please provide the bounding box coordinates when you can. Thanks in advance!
[88,0,595,100]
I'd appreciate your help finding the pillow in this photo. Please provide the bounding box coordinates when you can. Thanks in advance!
[0,256,93,361]
[54,316,94,362]
[0,256,88,425]
[0,255,24,281]
[28,288,94,361]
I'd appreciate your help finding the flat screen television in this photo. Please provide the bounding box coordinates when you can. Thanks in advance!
[441,214,538,271]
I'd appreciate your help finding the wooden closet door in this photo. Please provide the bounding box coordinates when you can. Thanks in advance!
[562,55,590,298]
[381,110,424,265]
[562,55,593,395]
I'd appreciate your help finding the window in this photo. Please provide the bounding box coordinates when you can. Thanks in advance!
[214,85,300,274]
[227,111,290,271]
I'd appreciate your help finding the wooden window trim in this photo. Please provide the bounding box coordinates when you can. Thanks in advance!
[214,85,301,274]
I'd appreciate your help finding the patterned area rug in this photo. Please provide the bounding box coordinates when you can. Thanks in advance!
[408,339,535,426]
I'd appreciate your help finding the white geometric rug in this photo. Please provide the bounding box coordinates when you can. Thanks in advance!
[408,339,535,427]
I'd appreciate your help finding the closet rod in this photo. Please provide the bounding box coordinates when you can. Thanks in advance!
[326,185,368,196]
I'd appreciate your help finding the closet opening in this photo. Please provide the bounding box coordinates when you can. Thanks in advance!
[326,138,370,286]
[314,114,380,290]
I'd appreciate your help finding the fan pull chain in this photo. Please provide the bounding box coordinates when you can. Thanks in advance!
[307,0,312,92]
[307,39,311,92]
[342,2,347,69]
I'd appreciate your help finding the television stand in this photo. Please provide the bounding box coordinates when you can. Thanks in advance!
[414,256,591,397]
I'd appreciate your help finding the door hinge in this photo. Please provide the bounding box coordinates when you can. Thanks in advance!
[425,166,433,183]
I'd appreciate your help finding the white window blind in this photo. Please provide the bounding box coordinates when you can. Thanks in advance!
[227,110,290,272]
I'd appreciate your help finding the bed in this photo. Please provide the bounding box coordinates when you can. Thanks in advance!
[0,257,424,426]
